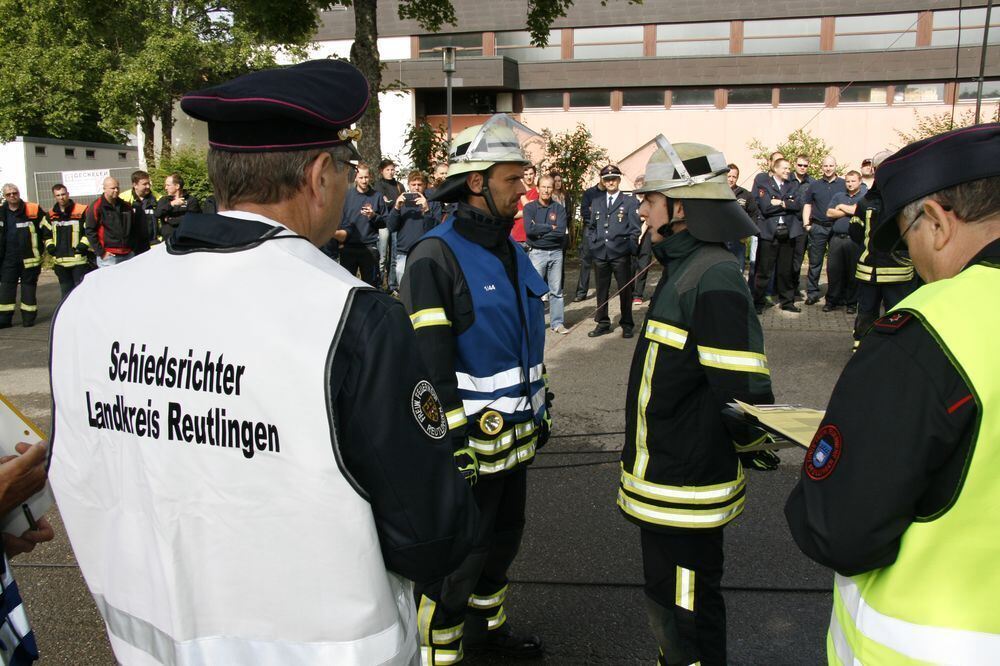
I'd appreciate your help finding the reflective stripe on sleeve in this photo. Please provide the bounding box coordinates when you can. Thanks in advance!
[445,407,467,429]
[477,438,536,474]
[696,345,770,375]
[410,308,451,329]
[645,320,688,349]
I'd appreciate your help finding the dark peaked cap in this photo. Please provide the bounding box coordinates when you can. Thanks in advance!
[872,122,1000,251]
[180,60,369,155]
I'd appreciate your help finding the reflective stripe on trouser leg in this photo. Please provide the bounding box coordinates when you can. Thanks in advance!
[418,594,465,665]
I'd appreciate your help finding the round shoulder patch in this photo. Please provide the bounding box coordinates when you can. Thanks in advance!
[804,424,842,481]
[411,380,448,440]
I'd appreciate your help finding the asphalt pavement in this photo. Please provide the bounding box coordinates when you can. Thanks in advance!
[0,260,856,665]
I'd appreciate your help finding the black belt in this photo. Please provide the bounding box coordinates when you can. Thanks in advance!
[833,232,850,239]
[811,221,833,228]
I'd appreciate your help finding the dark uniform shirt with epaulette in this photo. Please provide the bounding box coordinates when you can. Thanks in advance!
[619,231,775,532]
[783,241,1000,576]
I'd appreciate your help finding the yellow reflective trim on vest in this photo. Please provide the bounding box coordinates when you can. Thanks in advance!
[621,466,745,505]
[445,407,466,429]
[696,346,769,375]
[469,585,507,609]
[645,319,688,349]
[410,307,451,329]
[675,566,695,612]
[633,341,659,478]
[617,489,745,528]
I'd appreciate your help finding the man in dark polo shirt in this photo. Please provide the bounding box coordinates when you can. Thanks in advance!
[823,170,867,313]
[801,156,846,306]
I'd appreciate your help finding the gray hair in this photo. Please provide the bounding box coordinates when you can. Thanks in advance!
[899,175,1000,228]
[1,183,18,194]
[208,145,354,209]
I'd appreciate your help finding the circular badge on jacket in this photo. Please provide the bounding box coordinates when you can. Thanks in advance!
[804,424,842,481]
[411,380,448,440]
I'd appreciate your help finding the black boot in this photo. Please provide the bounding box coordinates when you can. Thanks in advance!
[465,621,543,659]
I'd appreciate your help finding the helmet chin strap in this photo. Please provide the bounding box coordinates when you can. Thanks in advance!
[470,167,505,219]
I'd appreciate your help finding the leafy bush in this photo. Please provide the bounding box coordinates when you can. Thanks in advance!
[149,147,213,202]
[748,129,842,179]
[403,121,449,173]
[539,124,609,247]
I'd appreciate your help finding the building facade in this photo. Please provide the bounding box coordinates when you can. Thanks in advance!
[313,0,1000,180]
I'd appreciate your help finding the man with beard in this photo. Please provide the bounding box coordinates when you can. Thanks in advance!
[402,114,551,663]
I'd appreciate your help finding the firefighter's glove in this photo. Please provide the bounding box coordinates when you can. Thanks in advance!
[545,390,554,410]
[454,447,479,486]
[75,243,89,254]
[45,245,57,256]
[739,449,781,472]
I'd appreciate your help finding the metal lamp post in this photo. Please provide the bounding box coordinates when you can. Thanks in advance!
[442,46,457,142]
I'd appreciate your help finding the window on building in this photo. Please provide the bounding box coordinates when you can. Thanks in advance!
[931,8,1000,48]
[834,13,919,51]
[495,31,561,61]
[85,149,96,159]
[837,85,888,104]
[418,33,483,59]
[574,25,644,59]
[742,18,821,54]
[118,151,128,160]
[417,90,497,115]
[569,89,611,108]
[655,22,730,57]
[622,88,665,107]
[957,79,1000,101]
[893,83,945,104]
[779,86,827,105]
[65,148,76,158]
[522,90,564,110]
[727,87,773,106]
[34,146,46,156]
[670,88,716,106]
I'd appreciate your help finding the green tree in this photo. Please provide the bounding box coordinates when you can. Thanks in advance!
[539,123,608,247]
[403,121,449,172]
[0,0,322,164]
[149,147,213,203]
[748,129,842,179]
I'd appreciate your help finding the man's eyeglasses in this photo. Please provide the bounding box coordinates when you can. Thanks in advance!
[2,192,18,197]
[796,163,809,168]
[888,204,951,266]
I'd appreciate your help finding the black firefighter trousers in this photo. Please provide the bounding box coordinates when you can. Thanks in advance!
[416,466,527,664]
[0,262,40,327]
[642,528,726,666]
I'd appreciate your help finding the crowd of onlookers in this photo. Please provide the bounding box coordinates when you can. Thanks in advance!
[1,152,881,333]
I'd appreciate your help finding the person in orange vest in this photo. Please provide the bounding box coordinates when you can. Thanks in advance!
[42,183,92,298]
[0,183,46,328]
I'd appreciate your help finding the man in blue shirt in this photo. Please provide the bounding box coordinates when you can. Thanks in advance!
[802,156,846,306]
[332,164,388,286]
[525,174,569,333]
[386,170,440,283]
[824,170,867,313]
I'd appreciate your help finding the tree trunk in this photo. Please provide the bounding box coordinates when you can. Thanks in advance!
[160,102,174,161]
[141,112,157,169]
[351,0,382,168]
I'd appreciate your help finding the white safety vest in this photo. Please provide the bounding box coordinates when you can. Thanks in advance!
[49,219,418,665]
